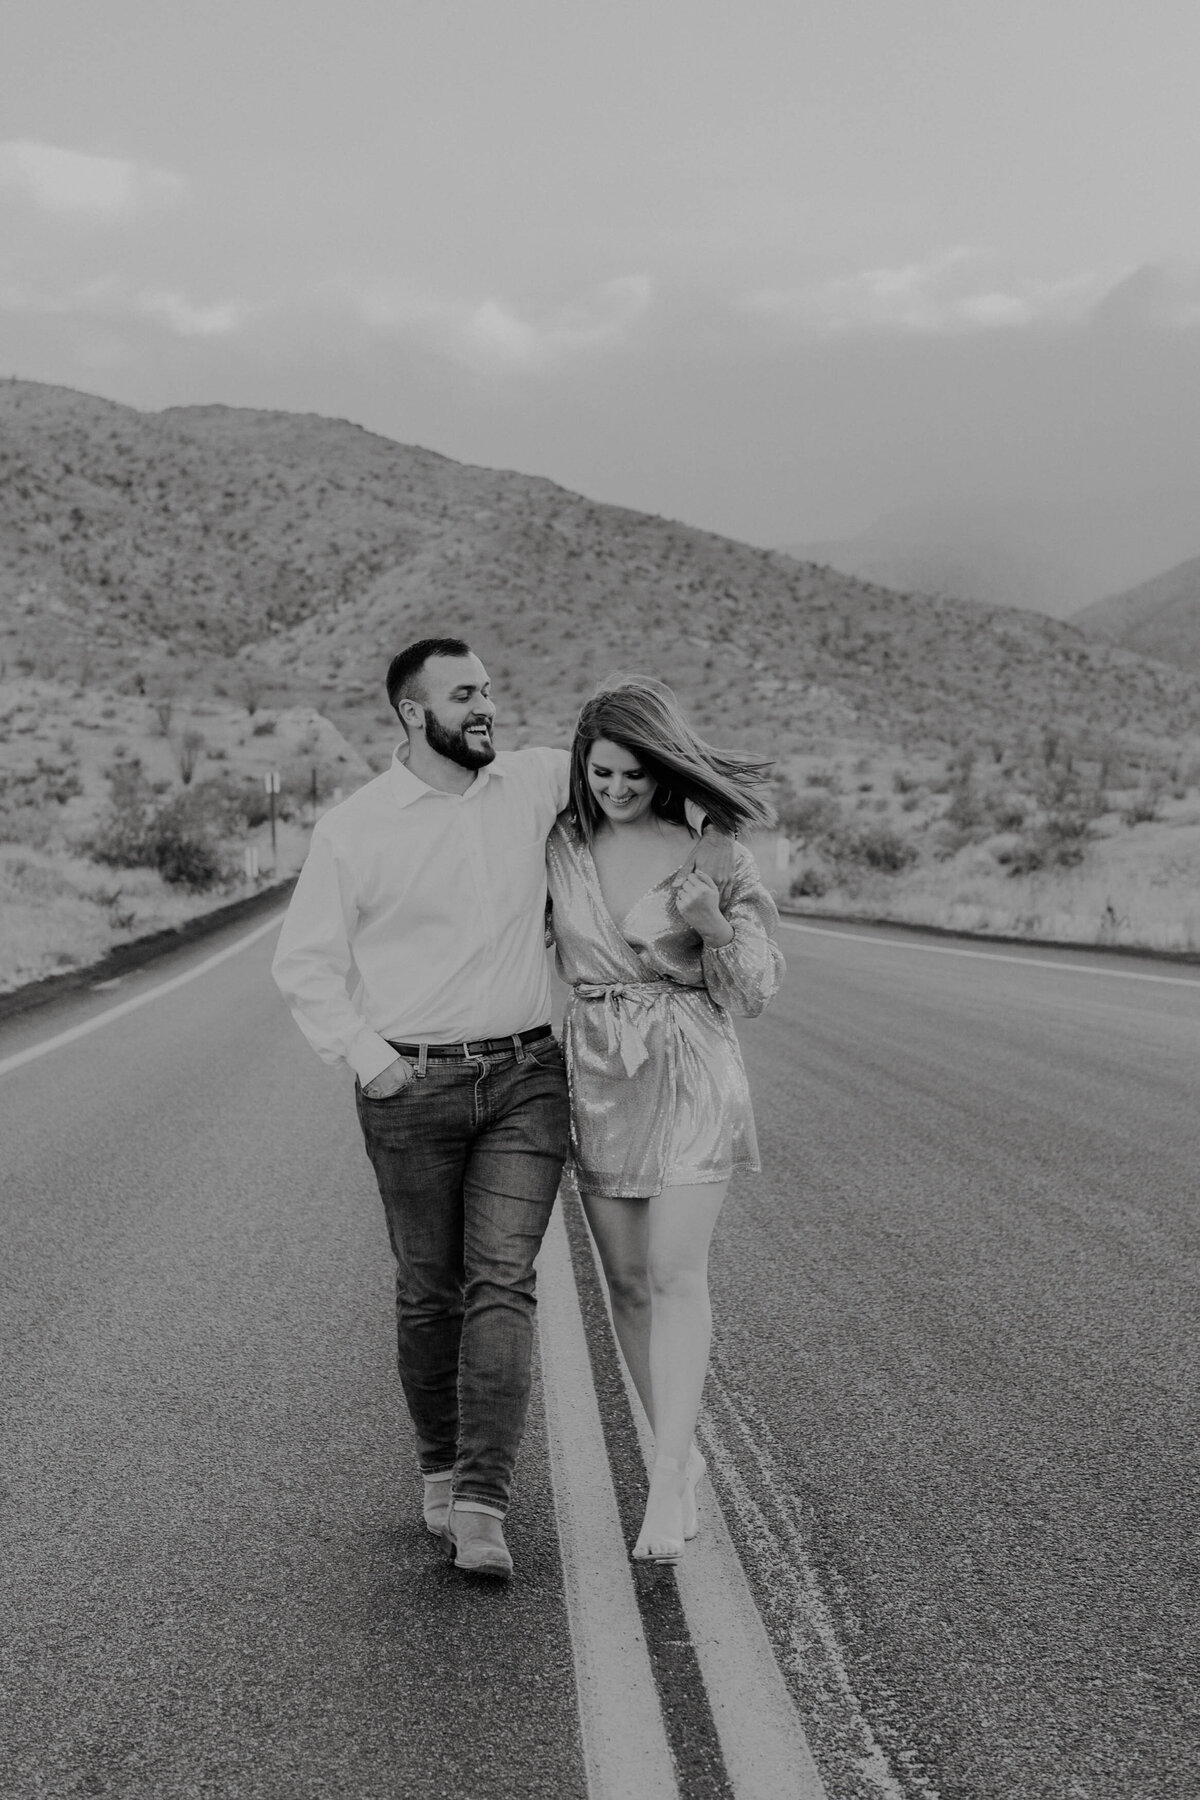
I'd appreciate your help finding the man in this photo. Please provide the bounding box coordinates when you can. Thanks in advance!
[272,636,730,1579]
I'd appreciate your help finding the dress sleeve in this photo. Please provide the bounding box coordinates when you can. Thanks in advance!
[700,849,785,1018]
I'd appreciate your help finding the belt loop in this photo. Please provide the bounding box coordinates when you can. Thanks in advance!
[512,1032,526,1062]
[417,1043,428,1078]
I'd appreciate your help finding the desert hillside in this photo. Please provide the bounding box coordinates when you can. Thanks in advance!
[2,380,1197,764]
[2,379,1199,984]
[1073,554,1200,674]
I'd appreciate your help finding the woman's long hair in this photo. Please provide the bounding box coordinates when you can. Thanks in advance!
[568,675,776,841]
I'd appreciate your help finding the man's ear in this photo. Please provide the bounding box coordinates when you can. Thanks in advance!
[397,698,424,737]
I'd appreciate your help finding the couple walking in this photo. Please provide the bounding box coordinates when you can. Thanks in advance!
[273,637,783,1579]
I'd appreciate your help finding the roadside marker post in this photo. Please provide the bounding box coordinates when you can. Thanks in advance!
[264,770,280,865]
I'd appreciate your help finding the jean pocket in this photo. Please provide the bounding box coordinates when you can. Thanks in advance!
[526,1037,564,1068]
[359,1060,420,1101]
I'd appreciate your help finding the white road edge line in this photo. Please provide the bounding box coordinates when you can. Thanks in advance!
[537,1202,678,1800]
[777,918,1200,988]
[0,913,287,1080]
[581,1221,829,1800]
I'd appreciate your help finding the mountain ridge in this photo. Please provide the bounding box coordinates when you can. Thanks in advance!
[2,379,1197,764]
[783,491,1200,622]
[1072,554,1200,673]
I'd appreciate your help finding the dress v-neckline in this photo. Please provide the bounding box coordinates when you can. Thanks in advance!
[582,840,688,932]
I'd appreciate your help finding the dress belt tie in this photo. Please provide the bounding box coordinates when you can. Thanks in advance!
[573,979,681,1078]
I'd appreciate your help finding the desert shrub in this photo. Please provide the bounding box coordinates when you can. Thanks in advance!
[1,752,84,812]
[86,755,154,866]
[1122,775,1165,826]
[86,763,236,890]
[152,777,249,841]
[942,746,990,835]
[805,764,841,791]
[789,864,830,899]
[991,801,1027,833]
[843,824,918,873]
[172,728,206,785]
[279,764,341,818]
[143,816,224,888]
[0,800,55,849]
[0,748,84,844]
[995,809,1091,876]
[776,789,841,840]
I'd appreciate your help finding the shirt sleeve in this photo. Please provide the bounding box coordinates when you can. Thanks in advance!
[271,827,398,1085]
[542,746,571,811]
[700,848,786,1018]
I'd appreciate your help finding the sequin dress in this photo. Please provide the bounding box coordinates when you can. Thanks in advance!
[546,820,785,1198]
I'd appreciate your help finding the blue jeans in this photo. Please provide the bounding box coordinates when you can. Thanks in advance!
[355,1037,569,1515]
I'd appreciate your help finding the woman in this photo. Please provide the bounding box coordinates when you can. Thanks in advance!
[547,677,784,1563]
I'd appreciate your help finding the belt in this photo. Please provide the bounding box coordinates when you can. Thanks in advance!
[386,1025,553,1060]
[573,980,677,1078]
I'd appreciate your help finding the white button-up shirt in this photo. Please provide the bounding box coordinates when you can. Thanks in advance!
[272,746,570,1085]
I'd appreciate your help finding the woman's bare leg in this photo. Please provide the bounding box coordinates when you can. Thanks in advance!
[579,1190,653,1423]
[636,1179,728,1555]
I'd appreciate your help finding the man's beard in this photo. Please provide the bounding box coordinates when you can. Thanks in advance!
[423,707,496,770]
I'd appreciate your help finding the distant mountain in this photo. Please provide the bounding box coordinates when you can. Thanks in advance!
[1072,556,1200,674]
[2,380,1198,762]
[783,494,1200,620]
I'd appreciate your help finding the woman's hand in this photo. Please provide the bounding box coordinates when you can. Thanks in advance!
[684,826,736,891]
[673,870,734,947]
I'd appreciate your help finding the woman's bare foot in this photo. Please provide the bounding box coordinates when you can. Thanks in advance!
[682,1444,706,1541]
[633,1456,686,1563]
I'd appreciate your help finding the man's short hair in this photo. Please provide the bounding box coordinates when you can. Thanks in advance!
[385,637,473,712]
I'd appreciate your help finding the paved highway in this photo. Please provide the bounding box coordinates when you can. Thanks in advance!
[1,915,1196,1798]
[727,920,1200,1800]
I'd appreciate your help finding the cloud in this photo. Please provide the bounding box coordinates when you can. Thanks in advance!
[0,272,246,338]
[132,289,246,338]
[0,260,651,364]
[741,251,1107,336]
[0,140,185,221]
[341,273,654,373]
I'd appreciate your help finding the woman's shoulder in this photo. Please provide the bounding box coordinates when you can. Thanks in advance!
[548,812,586,862]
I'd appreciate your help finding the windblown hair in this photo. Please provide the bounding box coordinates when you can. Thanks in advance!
[385,637,473,713]
[569,675,776,842]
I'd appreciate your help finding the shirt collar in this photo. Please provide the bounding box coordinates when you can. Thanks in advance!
[387,744,505,809]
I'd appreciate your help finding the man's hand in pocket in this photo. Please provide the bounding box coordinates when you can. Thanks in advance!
[362,1056,415,1100]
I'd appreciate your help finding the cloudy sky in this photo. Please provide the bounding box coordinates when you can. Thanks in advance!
[2,0,1199,556]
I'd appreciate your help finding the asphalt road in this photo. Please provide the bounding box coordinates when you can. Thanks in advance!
[2,916,1197,1799]
[721,921,1200,1800]
[0,930,585,1800]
